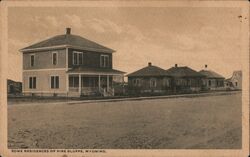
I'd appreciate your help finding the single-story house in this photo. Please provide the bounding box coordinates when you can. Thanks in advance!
[127,62,172,95]
[225,71,242,90]
[199,65,225,90]
[165,64,205,93]
[7,79,22,95]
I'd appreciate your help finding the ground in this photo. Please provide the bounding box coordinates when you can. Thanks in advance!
[8,92,242,149]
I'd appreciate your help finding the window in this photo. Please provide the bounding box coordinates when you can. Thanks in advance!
[30,54,35,67]
[133,78,141,86]
[100,55,109,68]
[50,76,59,89]
[73,51,83,65]
[208,80,211,86]
[29,77,36,89]
[150,78,157,88]
[52,52,58,65]
[235,82,238,87]
[69,76,79,87]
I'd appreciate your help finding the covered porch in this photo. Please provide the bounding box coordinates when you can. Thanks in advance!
[67,68,125,97]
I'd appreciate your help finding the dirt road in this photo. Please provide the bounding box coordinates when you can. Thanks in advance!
[8,92,242,149]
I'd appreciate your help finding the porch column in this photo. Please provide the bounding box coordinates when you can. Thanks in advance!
[107,75,109,89]
[98,75,101,90]
[79,74,81,94]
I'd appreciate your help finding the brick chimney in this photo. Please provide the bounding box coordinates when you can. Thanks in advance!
[148,62,152,66]
[205,64,208,69]
[175,64,178,67]
[66,28,71,35]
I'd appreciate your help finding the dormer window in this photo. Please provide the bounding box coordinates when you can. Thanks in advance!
[52,51,58,65]
[100,55,109,68]
[73,51,83,65]
[30,54,35,67]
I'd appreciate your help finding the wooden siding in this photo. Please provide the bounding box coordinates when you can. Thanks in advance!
[171,77,203,92]
[23,70,67,93]
[68,48,112,69]
[128,76,205,94]
[202,78,225,89]
[128,76,172,93]
[23,49,66,70]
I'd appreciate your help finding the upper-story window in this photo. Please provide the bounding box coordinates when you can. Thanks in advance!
[52,52,58,65]
[100,55,109,68]
[73,51,83,65]
[30,54,35,67]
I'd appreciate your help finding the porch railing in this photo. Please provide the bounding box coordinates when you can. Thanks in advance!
[99,87,114,97]
[69,87,79,92]
[81,87,99,95]
[69,86,114,96]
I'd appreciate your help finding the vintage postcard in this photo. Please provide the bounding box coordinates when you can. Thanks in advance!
[0,0,249,157]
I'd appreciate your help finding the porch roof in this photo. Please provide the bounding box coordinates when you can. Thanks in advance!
[67,67,125,75]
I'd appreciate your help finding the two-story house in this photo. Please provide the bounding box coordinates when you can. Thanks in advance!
[20,28,125,97]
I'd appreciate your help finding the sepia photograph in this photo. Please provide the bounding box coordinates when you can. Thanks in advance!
[0,1,249,157]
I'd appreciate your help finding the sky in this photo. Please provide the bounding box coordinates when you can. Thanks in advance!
[8,6,243,81]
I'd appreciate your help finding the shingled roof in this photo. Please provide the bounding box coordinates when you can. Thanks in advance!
[199,70,225,79]
[166,66,205,78]
[127,63,170,77]
[20,28,115,53]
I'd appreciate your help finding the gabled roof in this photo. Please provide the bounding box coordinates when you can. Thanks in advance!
[232,70,242,76]
[226,70,242,81]
[199,70,225,79]
[67,67,125,75]
[166,66,205,78]
[127,64,170,77]
[20,28,115,53]
[7,79,22,84]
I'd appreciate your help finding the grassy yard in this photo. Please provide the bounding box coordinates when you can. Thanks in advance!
[8,92,242,149]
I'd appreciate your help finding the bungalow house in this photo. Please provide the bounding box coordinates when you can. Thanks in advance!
[225,71,242,90]
[7,79,22,95]
[199,65,225,90]
[127,62,172,95]
[20,28,125,97]
[165,64,205,93]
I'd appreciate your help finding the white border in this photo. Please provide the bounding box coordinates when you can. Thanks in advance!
[1,1,249,157]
